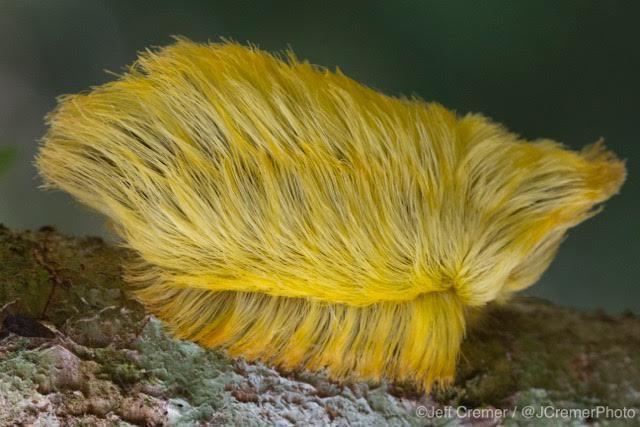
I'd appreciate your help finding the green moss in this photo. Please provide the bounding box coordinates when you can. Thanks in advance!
[102,361,144,387]
[0,234,53,317]
[92,345,144,388]
[447,300,640,415]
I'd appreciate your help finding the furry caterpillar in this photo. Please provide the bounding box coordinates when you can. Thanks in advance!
[36,39,626,390]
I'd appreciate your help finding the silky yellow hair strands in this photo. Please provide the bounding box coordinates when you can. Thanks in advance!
[37,39,625,390]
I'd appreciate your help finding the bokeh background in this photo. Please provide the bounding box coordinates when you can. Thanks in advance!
[0,1,637,313]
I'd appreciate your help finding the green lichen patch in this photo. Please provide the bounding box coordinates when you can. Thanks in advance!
[135,318,233,408]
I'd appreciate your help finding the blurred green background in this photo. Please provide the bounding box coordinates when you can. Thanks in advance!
[0,1,637,313]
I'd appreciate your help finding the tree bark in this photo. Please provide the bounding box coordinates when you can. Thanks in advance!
[0,225,638,426]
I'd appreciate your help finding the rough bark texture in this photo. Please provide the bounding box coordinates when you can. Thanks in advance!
[0,225,638,426]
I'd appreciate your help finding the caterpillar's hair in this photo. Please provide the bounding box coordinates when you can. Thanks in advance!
[36,39,626,390]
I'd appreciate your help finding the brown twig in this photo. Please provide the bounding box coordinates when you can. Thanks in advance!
[33,233,70,319]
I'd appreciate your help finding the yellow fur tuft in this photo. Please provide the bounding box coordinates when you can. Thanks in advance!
[36,39,626,390]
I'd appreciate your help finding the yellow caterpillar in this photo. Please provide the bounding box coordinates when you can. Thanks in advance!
[36,39,625,390]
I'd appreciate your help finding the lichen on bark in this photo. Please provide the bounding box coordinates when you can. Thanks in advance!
[0,225,638,426]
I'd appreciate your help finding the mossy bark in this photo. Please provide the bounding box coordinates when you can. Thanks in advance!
[0,225,638,426]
